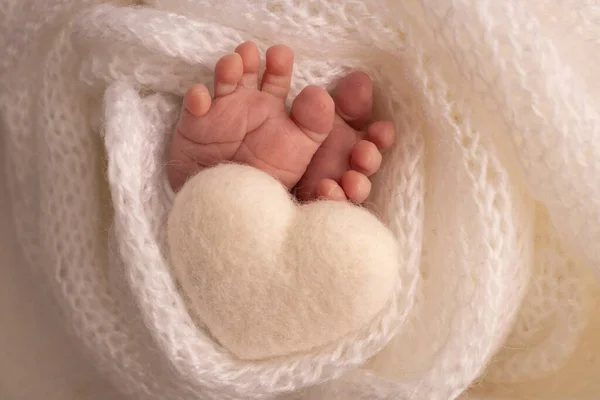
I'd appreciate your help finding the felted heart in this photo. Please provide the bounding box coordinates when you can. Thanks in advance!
[167,163,399,361]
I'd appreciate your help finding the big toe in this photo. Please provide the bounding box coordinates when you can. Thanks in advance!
[334,71,373,129]
[290,85,335,144]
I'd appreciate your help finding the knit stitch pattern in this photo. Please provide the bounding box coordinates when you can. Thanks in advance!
[1,0,599,399]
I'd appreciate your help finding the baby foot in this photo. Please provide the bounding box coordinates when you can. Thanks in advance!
[167,42,335,192]
[295,72,395,203]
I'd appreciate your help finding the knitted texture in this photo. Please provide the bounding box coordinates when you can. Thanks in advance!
[1,1,599,399]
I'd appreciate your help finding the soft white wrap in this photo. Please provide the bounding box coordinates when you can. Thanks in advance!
[2,0,600,399]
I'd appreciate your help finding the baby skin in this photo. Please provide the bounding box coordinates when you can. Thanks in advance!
[167,41,395,202]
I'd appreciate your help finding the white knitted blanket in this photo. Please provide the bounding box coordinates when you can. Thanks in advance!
[2,0,600,399]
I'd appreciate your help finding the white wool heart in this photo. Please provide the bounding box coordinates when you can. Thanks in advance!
[167,163,399,361]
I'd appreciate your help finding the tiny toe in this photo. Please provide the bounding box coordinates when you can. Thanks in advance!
[316,179,347,201]
[235,41,260,89]
[367,120,396,151]
[214,53,243,97]
[261,44,294,99]
[182,84,212,117]
[334,71,373,129]
[350,140,382,177]
[341,170,371,203]
[290,85,335,144]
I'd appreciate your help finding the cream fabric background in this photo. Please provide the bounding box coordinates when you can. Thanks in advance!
[3,0,600,399]
[0,136,124,400]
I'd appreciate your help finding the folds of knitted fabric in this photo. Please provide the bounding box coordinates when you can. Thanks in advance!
[2,0,600,400]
